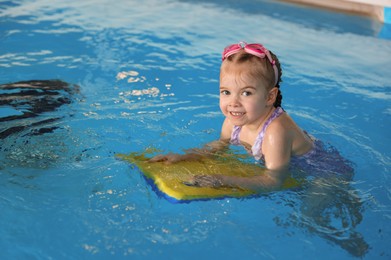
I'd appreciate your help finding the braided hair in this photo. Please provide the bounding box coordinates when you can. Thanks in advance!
[269,51,283,108]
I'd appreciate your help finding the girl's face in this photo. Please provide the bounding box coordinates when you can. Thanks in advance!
[219,63,275,128]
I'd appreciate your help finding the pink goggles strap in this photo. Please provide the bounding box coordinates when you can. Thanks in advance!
[222,42,279,87]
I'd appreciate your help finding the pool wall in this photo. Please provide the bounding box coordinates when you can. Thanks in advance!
[281,0,391,23]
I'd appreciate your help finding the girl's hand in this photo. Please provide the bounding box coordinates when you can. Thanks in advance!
[148,153,184,164]
[184,175,224,188]
[148,153,203,164]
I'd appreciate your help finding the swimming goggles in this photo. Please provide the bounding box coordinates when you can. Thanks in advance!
[222,42,278,87]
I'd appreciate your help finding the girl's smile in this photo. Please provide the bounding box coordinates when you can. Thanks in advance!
[219,66,274,130]
[229,111,245,117]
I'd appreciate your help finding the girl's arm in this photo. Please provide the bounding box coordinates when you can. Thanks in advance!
[148,139,230,163]
[188,167,288,192]
[262,120,293,171]
[188,120,292,191]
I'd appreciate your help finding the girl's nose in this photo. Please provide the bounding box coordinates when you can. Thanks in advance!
[228,95,241,107]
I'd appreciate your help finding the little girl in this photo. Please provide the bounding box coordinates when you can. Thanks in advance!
[150,42,349,190]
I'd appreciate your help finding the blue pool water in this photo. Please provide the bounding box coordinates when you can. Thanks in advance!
[1,0,391,259]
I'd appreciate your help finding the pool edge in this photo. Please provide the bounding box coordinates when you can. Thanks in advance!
[279,0,391,23]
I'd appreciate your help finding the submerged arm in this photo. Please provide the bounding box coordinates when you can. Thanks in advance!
[148,139,230,164]
[150,118,233,164]
[188,166,289,192]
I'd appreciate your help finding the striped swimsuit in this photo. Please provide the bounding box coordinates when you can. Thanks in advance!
[229,106,353,178]
[230,107,284,161]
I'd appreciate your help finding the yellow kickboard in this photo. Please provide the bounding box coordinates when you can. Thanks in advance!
[116,151,300,202]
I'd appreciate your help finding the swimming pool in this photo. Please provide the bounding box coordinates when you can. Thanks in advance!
[1,0,390,259]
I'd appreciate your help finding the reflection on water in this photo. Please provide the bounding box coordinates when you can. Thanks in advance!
[116,70,160,98]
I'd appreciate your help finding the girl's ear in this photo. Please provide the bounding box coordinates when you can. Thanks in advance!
[267,87,278,106]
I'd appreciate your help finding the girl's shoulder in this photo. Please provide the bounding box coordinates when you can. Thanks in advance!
[270,111,298,131]
[266,111,294,132]
[267,111,314,155]
[264,111,302,144]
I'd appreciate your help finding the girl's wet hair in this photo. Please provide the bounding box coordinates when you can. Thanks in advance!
[223,50,283,108]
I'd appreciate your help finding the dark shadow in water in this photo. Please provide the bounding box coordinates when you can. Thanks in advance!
[298,178,369,257]
[0,80,82,169]
[275,173,369,257]
[0,80,80,139]
[271,141,370,257]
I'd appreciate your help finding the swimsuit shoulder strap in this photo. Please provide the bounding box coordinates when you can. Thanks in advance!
[251,107,284,160]
[230,125,242,145]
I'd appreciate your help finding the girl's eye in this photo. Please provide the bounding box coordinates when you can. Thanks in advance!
[220,90,230,95]
[242,91,252,96]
